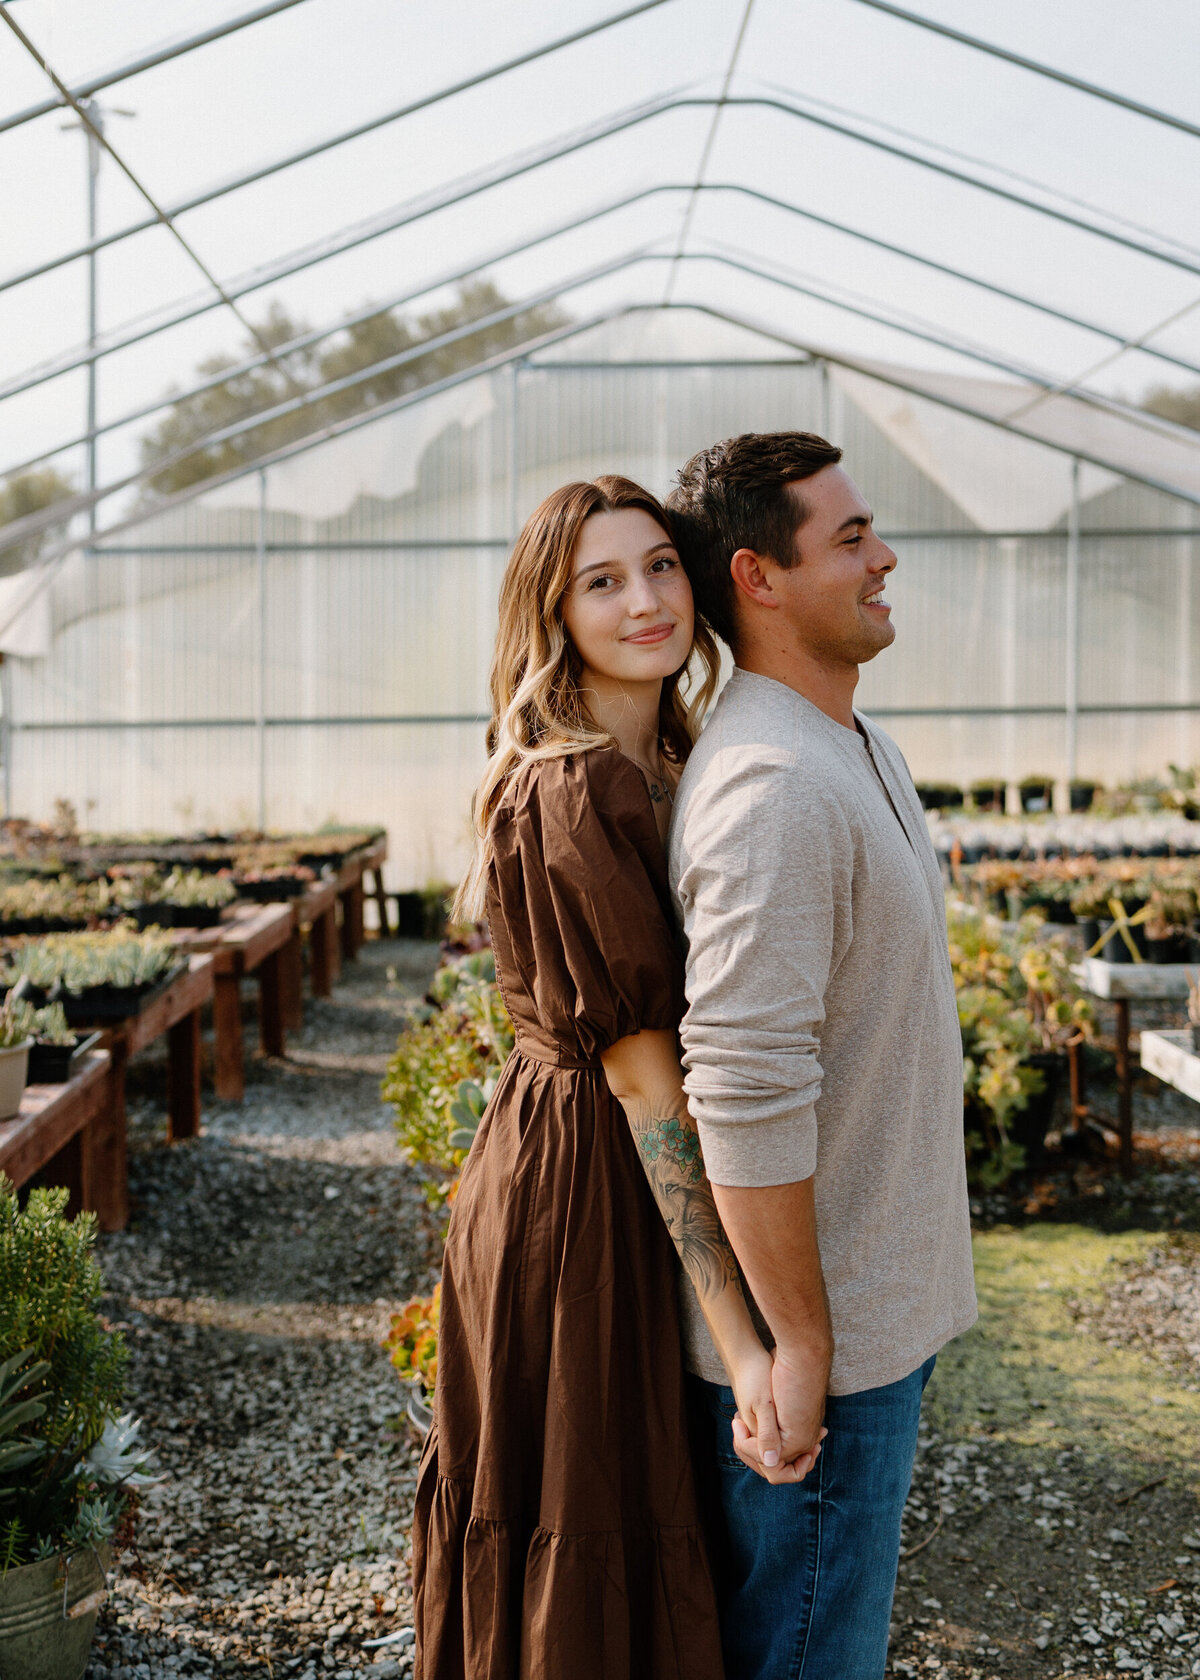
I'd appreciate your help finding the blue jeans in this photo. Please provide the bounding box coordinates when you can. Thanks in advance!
[688,1358,935,1680]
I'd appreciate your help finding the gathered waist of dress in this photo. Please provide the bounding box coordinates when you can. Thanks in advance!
[509,1037,600,1074]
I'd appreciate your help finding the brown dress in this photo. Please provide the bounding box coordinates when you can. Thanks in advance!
[412,747,724,1680]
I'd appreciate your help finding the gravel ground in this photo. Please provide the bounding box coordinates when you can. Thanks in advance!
[81,940,1200,1680]
[87,937,444,1680]
[890,1434,1200,1679]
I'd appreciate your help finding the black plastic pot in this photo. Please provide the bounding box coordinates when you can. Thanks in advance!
[393,892,425,938]
[1100,907,1149,963]
[1011,1051,1065,1159]
[133,902,223,930]
[236,877,308,902]
[60,960,187,1024]
[27,1030,102,1083]
[0,917,87,936]
[1147,931,1195,964]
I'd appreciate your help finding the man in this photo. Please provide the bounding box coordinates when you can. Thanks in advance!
[665,432,976,1680]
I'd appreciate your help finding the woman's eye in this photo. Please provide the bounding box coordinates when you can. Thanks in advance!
[586,573,615,591]
[649,556,678,573]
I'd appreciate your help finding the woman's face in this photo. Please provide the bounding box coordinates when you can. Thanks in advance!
[559,507,694,689]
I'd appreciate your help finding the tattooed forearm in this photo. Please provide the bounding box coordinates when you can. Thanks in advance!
[627,1097,743,1304]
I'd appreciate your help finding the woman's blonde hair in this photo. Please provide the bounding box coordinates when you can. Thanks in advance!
[454,475,720,922]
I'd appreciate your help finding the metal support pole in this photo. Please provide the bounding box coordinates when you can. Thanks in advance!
[817,356,830,437]
[85,104,100,537]
[0,657,11,818]
[1064,456,1081,792]
[256,469,268,831]
[508,360,522,541]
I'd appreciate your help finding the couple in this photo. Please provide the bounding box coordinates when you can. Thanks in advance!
[412,432,977,1680]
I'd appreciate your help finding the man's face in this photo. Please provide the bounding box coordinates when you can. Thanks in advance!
[767,465,897,668]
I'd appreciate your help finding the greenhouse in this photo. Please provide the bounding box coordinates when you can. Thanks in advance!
[6,314,1200,882]
[2,4,1200,1679]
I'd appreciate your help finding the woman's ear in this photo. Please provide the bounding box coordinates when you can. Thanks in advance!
[729,548,779,611]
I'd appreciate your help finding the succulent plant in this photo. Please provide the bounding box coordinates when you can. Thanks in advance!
[30,1004,75,1047]
[0,993,35,1051]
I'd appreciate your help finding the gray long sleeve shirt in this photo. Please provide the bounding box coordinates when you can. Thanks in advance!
[668,669,977,1395]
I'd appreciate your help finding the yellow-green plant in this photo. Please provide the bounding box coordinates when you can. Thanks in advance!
[947,902,1093,1189]
[381,1286,440,1396]
[381,951,512,1204]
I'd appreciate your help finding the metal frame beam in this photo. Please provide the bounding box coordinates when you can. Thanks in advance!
[0,16,679,295]
[844,0,1200,143]
[6,233,1191,557]
[0,0,313,136]
[7,286,1200,643]
[8,278,1200,594]
[12,169,1200,478]
[6,84,1199,305]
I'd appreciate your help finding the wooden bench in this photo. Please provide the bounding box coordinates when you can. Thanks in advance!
[171,903,295,1102]
[66,955,215,1230]
[0,1051,122,1228]
[334,836,390,958]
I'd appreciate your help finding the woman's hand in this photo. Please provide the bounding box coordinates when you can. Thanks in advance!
[727,1341,786,1479]
[729,1343,828,1485]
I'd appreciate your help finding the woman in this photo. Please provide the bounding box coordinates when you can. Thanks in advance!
[412,477,809,1679]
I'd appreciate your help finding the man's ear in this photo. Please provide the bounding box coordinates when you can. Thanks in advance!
[729,547,779,610]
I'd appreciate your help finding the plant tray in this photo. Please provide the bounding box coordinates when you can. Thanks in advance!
[237,878,308,901]
[59,959,189,1023]
[133,902,224,929]
[27,1030,102,1083]
[0,916,88,935]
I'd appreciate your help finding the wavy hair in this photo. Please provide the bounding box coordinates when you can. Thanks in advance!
[454,475,720,922]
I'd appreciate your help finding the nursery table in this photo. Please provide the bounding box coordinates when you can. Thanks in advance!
[293,875,340,1007]
[171,902,294,1102]
[71,956,215,1204]
[336,838,387,961]
[1139,1030,1200,1107]
[0,1050,120,1227]
[1077,958,1193,1176]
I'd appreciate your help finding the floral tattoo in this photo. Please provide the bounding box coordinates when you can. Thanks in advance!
[637,1115,704,1183]
[627,1097,742,1302]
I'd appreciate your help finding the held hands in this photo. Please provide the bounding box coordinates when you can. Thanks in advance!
[730,1342,830,1485]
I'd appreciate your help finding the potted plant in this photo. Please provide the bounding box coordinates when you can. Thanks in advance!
[914,783,964,812]
[0,1177,159,1680]
[1069,779,1100,812]
[1018,775,1054,814]
[27,1006,102,1086]
[382,1286,440,1436]
[968,779,1006,814]
[0,994,34,1121]
[133,867,236,929]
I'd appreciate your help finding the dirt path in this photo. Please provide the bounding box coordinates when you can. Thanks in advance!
[88,937,443,1680]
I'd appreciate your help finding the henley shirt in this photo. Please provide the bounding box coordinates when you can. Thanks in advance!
[668,668,977,1395]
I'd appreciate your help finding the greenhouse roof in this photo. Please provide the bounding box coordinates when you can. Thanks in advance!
[4,0,1200,568]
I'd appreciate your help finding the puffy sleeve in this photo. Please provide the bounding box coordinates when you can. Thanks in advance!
[488,749,683,1062]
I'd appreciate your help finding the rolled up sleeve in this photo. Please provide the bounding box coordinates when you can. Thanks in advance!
[673,759,850,1188]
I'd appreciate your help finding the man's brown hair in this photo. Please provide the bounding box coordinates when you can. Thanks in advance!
[667,431,843,647]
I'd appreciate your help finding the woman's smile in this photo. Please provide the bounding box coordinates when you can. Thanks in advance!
[623,622,676,645]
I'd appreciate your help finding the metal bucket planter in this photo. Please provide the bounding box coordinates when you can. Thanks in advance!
[0,1038,31,1121]
[0,1546,109,1680]
[407,1387,434,1438]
